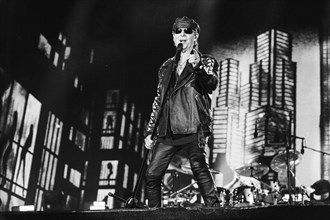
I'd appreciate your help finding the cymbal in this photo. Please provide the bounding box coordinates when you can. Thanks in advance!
[235,163,269,178]
[224,176,261,190]
[270,150,301,172]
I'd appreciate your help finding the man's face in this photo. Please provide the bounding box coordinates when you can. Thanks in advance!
[172,28,198,52]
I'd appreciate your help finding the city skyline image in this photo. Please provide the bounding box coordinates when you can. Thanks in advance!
[211,28,321,188]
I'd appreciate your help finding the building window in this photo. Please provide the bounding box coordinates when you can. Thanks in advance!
[0,81,42,210]
[120,115,126,137]
[102,111,116,134]
[53,52,59,67]
[75,130,86,151]
[101,136,114,149]
[123,164,129,189]
[74,76,79,88]
[118,139,123,150]
[90,49,94,64]
[105,90,119,108]
[38,34,51,59]
[35,111,62,210]
[99,160,118,186]
[69,168,81,188]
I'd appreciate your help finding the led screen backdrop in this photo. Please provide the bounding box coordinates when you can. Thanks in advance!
[0,79,41,210]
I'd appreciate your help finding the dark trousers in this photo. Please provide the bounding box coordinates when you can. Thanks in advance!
[145,140,219,208]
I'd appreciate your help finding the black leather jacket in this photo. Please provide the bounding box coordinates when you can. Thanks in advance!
[145,52,219,141]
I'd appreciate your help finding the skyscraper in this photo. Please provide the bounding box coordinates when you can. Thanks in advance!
[212,58,241,186]
[246,29,297,163]
[213,29,298,187]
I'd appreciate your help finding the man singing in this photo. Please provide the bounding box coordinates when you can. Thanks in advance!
[144,16,220,208]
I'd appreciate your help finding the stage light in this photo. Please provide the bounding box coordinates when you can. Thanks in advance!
[282,194,302,202]
[12,205,35,212]
[89,201,106,210]
[93,201,106,206]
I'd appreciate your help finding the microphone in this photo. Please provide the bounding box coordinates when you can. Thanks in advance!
[254,120,258,138]
[174,43,183,69]
[176,43,183,53]
[301,139,305,155]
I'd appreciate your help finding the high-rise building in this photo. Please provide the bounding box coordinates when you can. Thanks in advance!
[213,29,298,187]
[245,29,297,163]
[212,58,240,186]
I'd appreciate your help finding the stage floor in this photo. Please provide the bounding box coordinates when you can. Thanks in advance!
[1,204,330,220]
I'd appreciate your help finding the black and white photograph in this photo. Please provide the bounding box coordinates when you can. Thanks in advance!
[0,0,329,219]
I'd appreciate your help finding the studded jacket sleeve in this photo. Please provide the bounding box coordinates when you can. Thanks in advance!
[144,60,168,138]
[195,55,219,94]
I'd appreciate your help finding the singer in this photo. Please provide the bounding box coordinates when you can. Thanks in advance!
[144,16,220,208]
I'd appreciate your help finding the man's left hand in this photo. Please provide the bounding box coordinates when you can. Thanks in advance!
[188,49,200,68]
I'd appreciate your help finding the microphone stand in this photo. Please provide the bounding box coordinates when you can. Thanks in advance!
[108,149,150,208]
[286,135,308,204]
[286,111,293,205]
[169,180,197,198]
[303,146,330,156]
[285,138,293,204]
[109,44,182,208]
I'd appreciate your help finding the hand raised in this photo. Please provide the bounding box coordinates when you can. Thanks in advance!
[188,49,200,68]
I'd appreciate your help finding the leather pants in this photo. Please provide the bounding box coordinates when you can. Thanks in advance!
[145,140,219,208]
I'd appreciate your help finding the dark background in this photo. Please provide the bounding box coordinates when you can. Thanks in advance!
[26,0,324,113]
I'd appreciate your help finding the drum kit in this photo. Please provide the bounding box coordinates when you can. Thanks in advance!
[220,149,304,207]
[162,168,221,207]
[162,152,222,207]
[162,149,305,207]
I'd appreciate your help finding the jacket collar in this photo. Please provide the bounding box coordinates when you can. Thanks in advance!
[175,62,194,88]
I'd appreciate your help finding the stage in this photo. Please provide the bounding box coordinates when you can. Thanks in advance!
[1,204,330,220]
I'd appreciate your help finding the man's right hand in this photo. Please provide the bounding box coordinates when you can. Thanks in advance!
[144,135,154,149]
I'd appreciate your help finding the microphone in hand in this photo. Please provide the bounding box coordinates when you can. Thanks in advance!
[176,43,183,52]
[174,43,183,67]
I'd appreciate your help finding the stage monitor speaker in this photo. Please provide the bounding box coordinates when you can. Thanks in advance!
[42,190,65,211]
